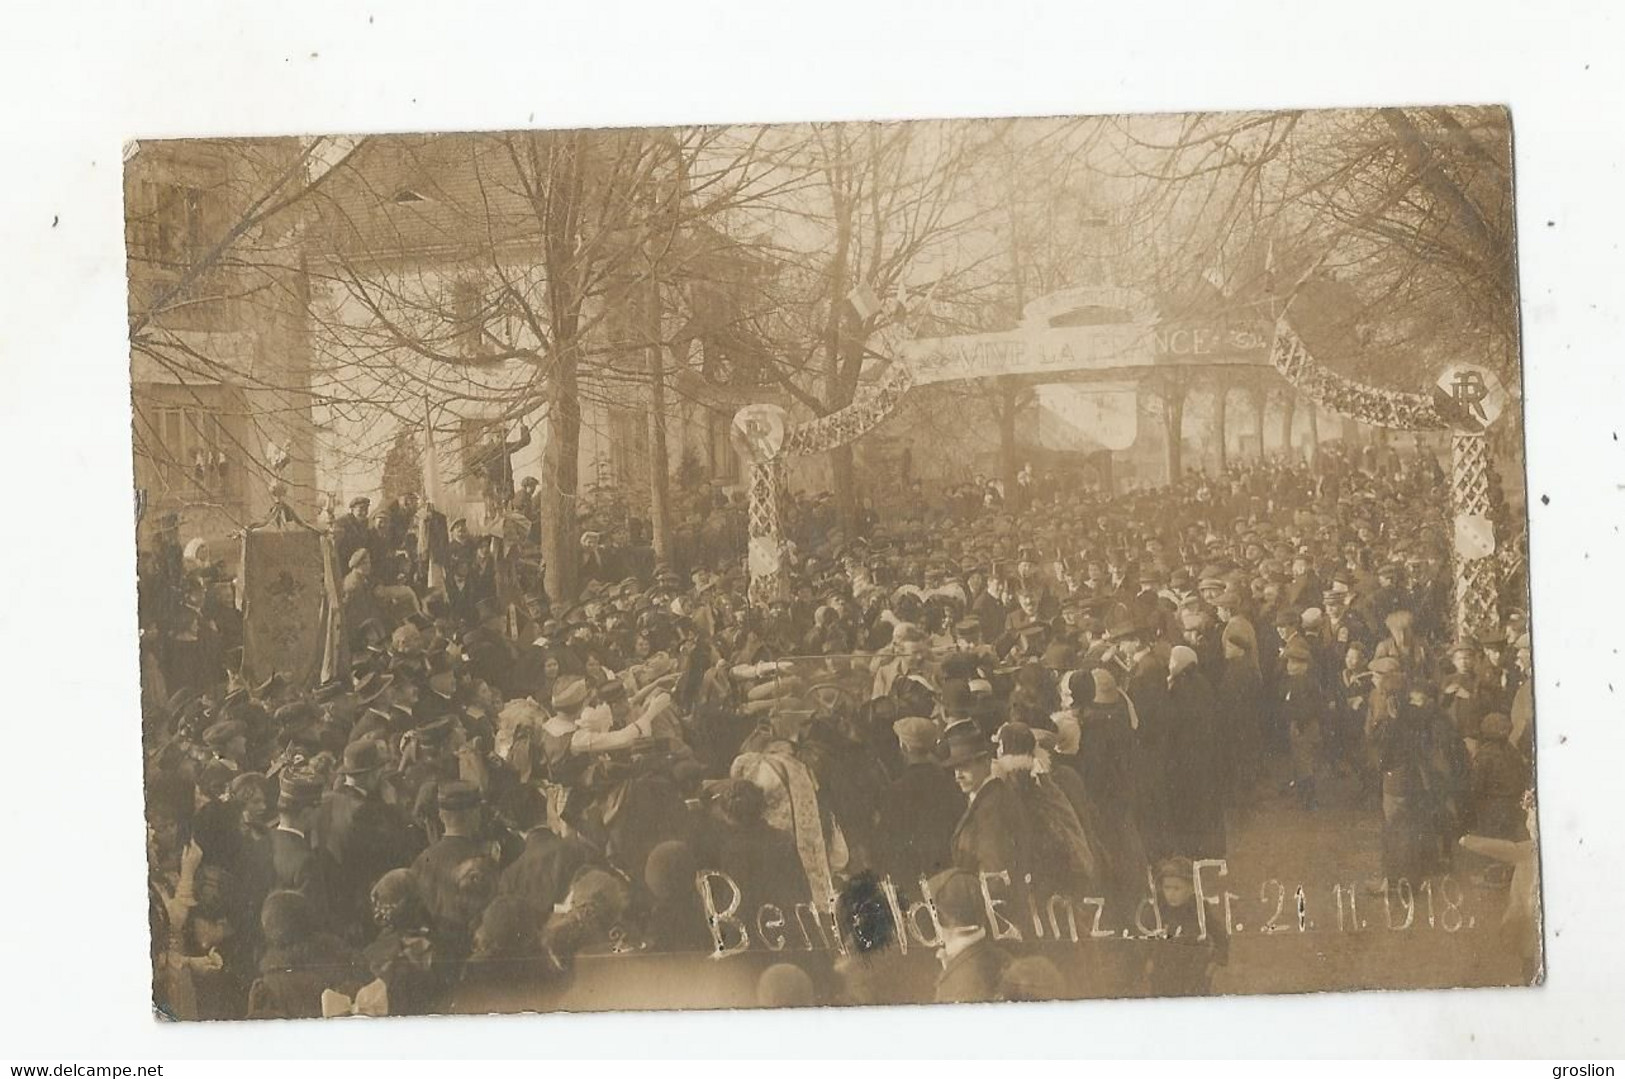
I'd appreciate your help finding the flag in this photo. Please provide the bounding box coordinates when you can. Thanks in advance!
[241,528,328,688]
[421,396,445,591]
[421,396,442,505]
[846,282,881,321]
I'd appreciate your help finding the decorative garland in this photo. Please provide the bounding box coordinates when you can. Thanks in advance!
[1270,320,1448,432]
[782,362,917,457]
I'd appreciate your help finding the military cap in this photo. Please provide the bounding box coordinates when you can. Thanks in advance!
[1368,656,1403,675]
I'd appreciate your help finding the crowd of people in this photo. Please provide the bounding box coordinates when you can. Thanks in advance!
[139,439,1538,1020]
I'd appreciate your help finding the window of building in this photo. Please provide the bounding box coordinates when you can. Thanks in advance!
[145,404,237,501]
[451,279,488,359]
[133,182,209,268]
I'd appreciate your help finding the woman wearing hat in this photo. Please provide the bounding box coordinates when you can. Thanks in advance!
[991,721,1102,899]
[1064,668,1148,918]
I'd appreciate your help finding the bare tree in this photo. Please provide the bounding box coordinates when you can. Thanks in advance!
[307,127,803,599]
[126,135,371,531]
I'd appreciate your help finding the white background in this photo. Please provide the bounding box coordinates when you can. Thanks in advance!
[0,0,1621,1059]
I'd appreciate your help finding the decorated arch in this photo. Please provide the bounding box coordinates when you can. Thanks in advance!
[735,288,1509,638]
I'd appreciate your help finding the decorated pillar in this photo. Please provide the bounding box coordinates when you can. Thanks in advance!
[1450,431,1500,638]
[1269,319,1510,641]
[744,458,791,606]
[731,405,790,607]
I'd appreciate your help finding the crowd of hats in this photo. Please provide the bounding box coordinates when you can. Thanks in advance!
[135,439,1534,1016]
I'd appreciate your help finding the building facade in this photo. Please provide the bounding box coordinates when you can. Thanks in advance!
[126,138,321,561]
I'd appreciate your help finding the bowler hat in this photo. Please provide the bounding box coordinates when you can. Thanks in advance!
[939,726,992,768]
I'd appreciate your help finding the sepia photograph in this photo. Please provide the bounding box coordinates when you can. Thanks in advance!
[126,106,1541,1021]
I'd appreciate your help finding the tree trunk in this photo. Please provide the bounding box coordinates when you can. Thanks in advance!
[1304,402,1321,467]
[823,152,857,539]
[537,131,588,605]
[1277,390,1296,460]
[1250,386,1267,461]
[1212,382,1228,473]
[1163,382,1185,483]
[831,444,859,537]
[644,277,672,567]
[542,346,580,603]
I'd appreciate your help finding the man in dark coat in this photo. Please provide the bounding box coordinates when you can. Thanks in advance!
[314,739,424,940]
[240,771,338,934]
[408,781,503,955]
[694,779,809,911]
[461,597,517,698]
[470,423,531,513]
[1120,626,1174,862]
[874,716,964,892]
[1276,637,1325,810]
[1163,646,1227,861]
[332,496,371,577]
[495,782,601,914]
[943,727,1029,882]
[968,568,1006,646]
